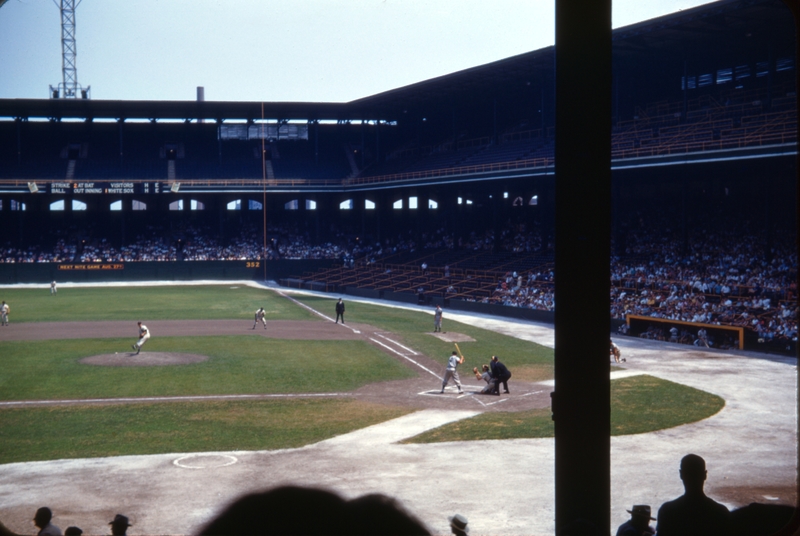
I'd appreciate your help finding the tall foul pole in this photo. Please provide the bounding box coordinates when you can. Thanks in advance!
[50,0,90,99]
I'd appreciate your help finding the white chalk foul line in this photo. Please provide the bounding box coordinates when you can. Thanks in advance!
[173,454,238,469]
[519,390,547,398]
[0,393,350,407]
[369,337,440,378]
[375,332,418,355]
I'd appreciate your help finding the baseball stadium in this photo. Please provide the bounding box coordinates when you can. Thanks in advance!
[0,1,797,534]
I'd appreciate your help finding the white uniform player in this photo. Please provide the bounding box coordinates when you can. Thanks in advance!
[440,350,464,394]
[253,307,267,329]
[132,322,150,354]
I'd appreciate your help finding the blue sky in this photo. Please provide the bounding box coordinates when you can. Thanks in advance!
[0,0,716,102]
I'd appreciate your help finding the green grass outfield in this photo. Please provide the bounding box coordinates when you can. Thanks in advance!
[0,285,314,322]
[0,399,412,464]
[0,337,416,400]
[0,285,726,463]
[402,375,725,443]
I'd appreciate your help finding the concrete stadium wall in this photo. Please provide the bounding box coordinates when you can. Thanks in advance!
[0,260,335,284]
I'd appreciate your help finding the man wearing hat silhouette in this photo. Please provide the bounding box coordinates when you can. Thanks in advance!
[656,454,731,535]
[448,513,468,535]
[615,505,655,535]
[109,515,131,536]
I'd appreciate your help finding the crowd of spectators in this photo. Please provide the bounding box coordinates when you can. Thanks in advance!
[0,210,795,349]
[478,212,796,350]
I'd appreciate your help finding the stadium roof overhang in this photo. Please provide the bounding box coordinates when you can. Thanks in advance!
[0,0,792,123]
[0,99,379,124]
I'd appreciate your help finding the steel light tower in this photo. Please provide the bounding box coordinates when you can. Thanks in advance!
[49,0,90,99]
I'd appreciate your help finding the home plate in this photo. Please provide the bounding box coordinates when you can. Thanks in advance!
[429,332,475,342]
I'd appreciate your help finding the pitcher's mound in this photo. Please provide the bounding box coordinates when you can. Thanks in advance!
[429,332,476,342]
[81,352,209,367]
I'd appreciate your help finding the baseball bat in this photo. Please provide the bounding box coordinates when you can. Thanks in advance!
[454,343,463,359]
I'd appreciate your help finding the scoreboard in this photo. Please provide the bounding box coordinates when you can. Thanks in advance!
[47,182,168,195]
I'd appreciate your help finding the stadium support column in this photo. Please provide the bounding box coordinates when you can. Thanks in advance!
[553,0,612,533]
[779,3,800,534]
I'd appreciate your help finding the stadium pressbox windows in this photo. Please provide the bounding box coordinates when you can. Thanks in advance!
[227,200,241,211]
[110,201,122,211]
[132,200,146,211]
[50,200,65,211]
[409,197,418,209]
[249,200,263,210]
[169,200,183,211]
[190,200,205,211]
[392,199,402,209]
[72,200,87,211]
[285,200,299,210]
[340,200,353,210]
[305,200,317,210]
[365,200,375,210]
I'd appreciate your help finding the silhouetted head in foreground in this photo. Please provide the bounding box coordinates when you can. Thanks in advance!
[198,486,430,536]
[33,508,52,530]
[679,453,707,494]
[109,514,131,536]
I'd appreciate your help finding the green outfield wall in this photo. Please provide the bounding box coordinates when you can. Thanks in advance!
[0,260,335,284]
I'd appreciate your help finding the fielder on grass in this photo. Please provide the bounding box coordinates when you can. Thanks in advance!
[433,305,443,332]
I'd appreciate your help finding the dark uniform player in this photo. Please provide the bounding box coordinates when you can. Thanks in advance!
[490,355,511,394]
[335,298,345,324]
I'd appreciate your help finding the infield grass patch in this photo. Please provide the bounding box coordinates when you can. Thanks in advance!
[0,399,412,464]
[0,337,416,400]
[402,375,725,443]
[0,285,313,323]
[294,295,554,380]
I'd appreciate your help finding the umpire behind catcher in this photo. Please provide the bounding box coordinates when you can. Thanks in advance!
[490,355,512,394]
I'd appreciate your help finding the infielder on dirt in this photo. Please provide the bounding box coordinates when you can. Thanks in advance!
[131,322,150,354]
[253,307,267,329]
[440,349,464,394]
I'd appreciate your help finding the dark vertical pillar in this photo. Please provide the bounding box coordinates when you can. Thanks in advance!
[681,176,689,257]
[553,1,612,534]
[493,99,498,145]
[118,119,124,169]
[767,48,774,112]
[375,120,381,164]
[778,3,800,534]
[314,121,319,163]
[15,118,22,166]
[683,61,689,122]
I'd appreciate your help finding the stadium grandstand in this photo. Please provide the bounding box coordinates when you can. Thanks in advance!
[0,0,796,354]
